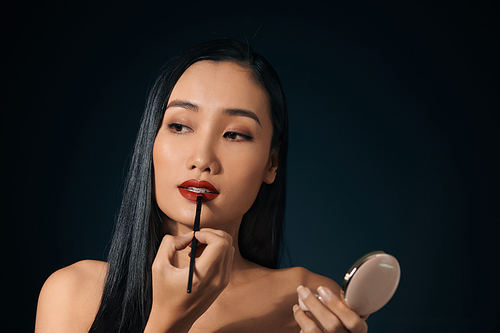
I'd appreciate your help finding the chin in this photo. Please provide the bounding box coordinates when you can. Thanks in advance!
[158,194,249,231]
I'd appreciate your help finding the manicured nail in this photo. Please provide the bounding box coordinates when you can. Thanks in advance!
[293,304,300,314]
[297,285,311,300]
[317,286,333,301]
[181,232,192,238]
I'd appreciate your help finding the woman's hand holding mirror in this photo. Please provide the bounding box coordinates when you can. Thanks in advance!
[294,251,400,332]
[293,285,368,333]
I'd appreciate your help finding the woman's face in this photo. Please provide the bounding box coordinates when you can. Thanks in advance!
[153,60,278,233]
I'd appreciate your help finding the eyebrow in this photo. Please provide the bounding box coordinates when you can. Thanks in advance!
[166,99,262,127]
[166,100,199,112]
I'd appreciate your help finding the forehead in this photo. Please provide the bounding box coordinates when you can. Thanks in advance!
[170,60,270,116]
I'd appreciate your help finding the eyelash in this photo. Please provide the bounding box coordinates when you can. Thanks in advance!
[168,123,192,134]
[224,131,253,142]
[167,123,253,142]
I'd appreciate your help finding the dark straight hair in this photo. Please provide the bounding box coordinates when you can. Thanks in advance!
[89,39,289,333]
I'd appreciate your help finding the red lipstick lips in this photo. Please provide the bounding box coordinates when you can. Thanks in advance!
[178,179,219,202]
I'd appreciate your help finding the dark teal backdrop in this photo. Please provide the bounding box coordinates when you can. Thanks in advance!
[5,1,498,332]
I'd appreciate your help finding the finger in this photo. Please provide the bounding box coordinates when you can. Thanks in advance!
[189,228,230,258]
[297,286,349,333]
[193,230,233,256]
[292,304,323,333]
[191,230,233,275]
[195,228,232,243]
[197,240,233,288]
[156,233,194,267]
[317,286,368,333]
[190,243,206,258]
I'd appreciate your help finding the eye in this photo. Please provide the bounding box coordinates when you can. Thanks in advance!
[223,131,253,142]
[167,123,192,134]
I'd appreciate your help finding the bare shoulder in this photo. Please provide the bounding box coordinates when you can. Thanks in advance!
[35,260,108,333]
[241,266,341,332]
[275,266,341,296]
[39,260,108,300]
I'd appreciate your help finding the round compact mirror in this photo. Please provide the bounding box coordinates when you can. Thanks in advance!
[341,251,400,318]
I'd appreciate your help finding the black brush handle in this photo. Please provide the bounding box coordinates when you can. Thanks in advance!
[187,195,203,293]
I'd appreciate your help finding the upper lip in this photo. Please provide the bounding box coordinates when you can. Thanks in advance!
[178,179,219,194]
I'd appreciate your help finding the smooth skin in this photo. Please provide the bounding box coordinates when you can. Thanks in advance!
[35,61,367,333]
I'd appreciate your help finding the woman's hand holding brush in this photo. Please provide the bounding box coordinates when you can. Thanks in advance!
[145,229,234,333]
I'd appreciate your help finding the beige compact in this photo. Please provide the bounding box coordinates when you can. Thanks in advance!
[341,251,400,318]
[299,251,400,318]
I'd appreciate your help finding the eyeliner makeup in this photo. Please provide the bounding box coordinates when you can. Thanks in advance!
[187,195,203,293]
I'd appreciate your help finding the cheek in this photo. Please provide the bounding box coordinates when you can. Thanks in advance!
[153,138,181,198]
[153,139,194,221]
[223,149,270,201]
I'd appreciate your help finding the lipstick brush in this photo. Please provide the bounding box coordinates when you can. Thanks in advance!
[187,195,203,293]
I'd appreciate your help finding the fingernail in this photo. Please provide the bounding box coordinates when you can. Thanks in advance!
[292,304,300,314]
[297,285,311,300]
[317,286,333,301]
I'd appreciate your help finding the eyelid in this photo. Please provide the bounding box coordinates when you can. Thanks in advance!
[166,121,253,141]
[167,122,192,134]
[224,131,254,142]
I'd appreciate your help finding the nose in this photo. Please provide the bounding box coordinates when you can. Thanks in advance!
[185,140,221,174]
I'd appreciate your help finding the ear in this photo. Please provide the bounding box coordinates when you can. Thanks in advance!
[263,150,279,184]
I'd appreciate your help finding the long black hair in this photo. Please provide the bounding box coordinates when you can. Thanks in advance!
[89,39,289,333]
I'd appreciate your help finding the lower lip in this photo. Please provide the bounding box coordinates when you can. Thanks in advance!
[178,188,219,202]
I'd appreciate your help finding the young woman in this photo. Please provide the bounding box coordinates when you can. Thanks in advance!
[35,39,368,333]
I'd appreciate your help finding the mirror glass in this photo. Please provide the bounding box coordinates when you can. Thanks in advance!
[341,251,401,318]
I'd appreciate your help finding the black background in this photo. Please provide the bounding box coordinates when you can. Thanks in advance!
[4,1,499,332]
